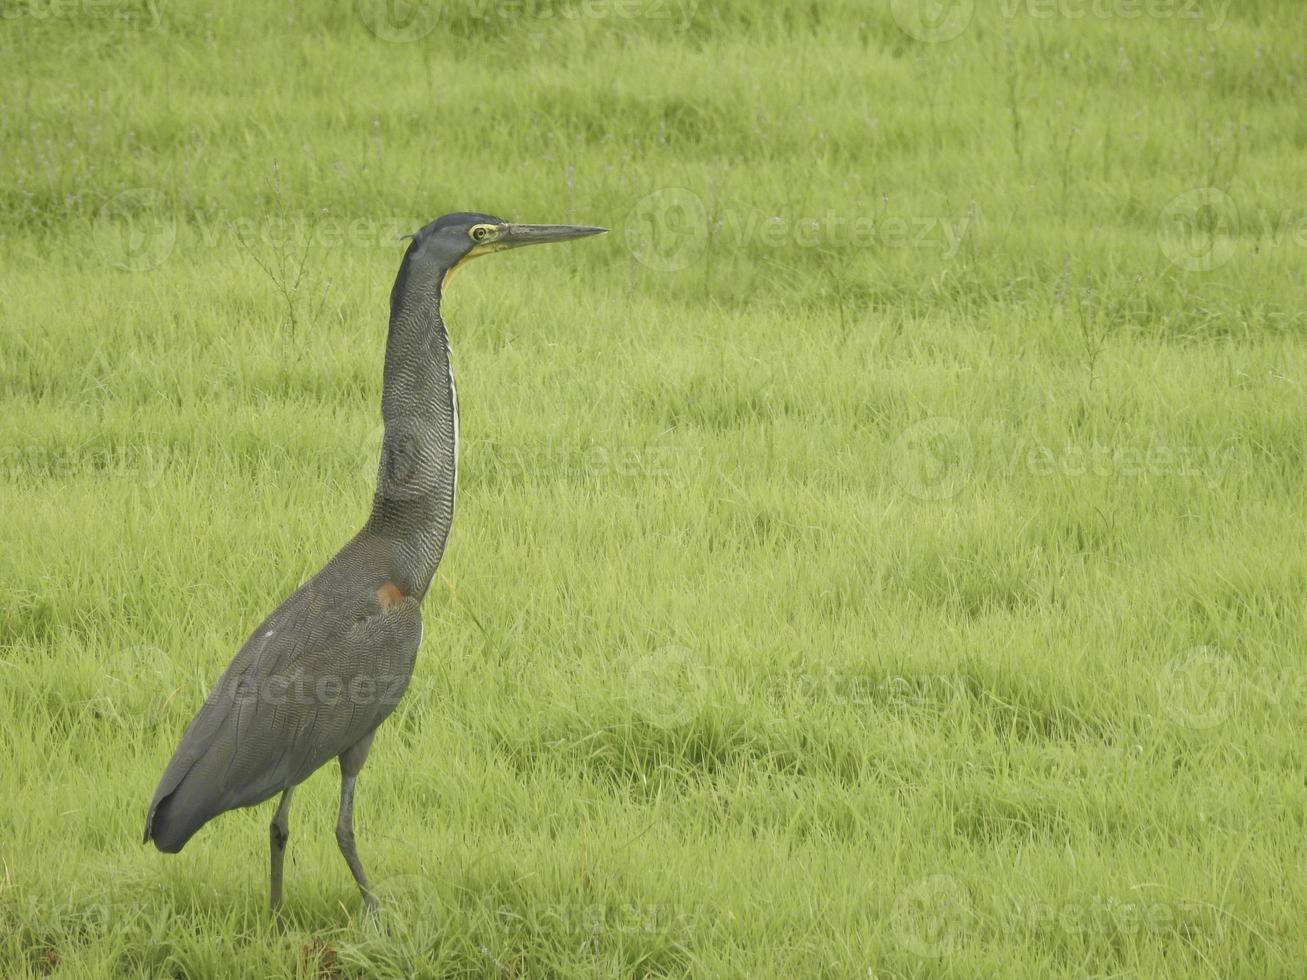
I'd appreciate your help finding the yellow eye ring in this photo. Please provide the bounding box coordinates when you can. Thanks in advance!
[470,224,495,242]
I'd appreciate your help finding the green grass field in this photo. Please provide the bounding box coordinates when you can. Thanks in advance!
[2,0,1305,975]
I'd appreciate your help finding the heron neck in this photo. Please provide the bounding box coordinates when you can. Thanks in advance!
[363,263,458,600]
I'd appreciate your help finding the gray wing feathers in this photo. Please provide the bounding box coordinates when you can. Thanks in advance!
[144,581,421,851]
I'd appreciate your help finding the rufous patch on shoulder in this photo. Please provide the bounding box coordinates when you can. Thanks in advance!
[376,581,407,611]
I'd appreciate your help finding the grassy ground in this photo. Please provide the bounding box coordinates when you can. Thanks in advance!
[2,0,1305,975]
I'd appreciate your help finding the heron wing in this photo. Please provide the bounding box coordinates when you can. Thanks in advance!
[143,570,421,849]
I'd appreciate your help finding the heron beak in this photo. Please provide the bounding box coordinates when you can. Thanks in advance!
[499,223,608,249]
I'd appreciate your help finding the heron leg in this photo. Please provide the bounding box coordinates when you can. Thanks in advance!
[336,731,379,913]
[269,787,295,915]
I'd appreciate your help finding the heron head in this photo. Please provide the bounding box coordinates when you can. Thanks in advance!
[406,212,607,292]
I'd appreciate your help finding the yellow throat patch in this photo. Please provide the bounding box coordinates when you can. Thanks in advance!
[441,243,494,291]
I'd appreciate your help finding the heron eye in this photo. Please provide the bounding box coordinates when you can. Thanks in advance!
[471,225,493,242]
